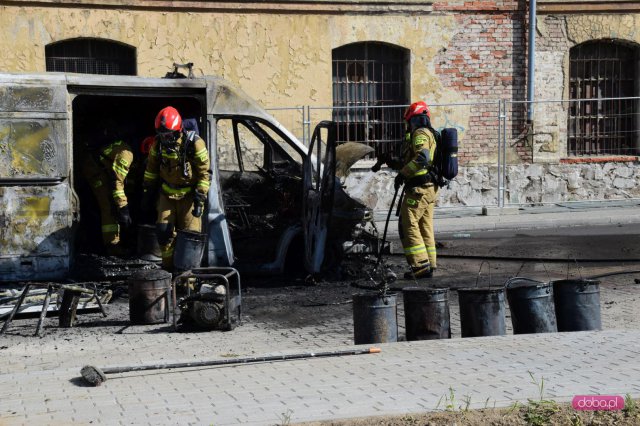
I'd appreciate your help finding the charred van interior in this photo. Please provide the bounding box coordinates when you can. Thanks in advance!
[71,93,204,259]
[0,74,380,285]
[69,93,327,275]
[57,81,376,275]
[216,117,307,272]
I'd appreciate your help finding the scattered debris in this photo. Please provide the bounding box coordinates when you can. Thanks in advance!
[1,282,111,336]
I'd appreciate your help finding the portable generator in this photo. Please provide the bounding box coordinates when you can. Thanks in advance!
[172,267,241,331]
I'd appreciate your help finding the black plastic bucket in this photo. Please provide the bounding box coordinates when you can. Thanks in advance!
[174,230,206,271]
[128,269,171,324]
[136,224,161,262]
[552,279,601,332]
[458,287,506,337]
[505,278,557,334]
[402,287,451,341]
[352,292,398,344]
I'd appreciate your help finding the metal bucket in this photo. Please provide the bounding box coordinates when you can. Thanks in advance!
[352,292,398,344]
[402,287,451,341]
[174,230,206,271]
[128,269,171,324]
[136,224,161,262]
[505,278,557,334]
[458,287,506,337]
[552,279,601,332]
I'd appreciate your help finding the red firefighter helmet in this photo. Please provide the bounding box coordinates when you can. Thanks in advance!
[154,106,182,132]
[403,101,431,121]
[140,136,155,155]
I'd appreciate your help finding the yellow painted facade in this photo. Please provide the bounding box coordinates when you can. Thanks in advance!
[0,5,460,110]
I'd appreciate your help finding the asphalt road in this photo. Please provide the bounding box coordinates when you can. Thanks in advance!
[437,223,640,262]
[2,222,640,425]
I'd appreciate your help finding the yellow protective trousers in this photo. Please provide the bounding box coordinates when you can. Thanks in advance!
[82,162,120,249]
[399,184,438,269]
[157,192,202,269]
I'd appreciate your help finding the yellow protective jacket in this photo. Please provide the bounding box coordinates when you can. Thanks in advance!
[95,140,134,209]
[399,127,437,181]
[143,132,211,199]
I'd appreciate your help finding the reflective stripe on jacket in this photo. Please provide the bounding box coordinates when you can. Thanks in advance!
[143,134,212,200]
[399,128,437,180]
[98,140,134,208]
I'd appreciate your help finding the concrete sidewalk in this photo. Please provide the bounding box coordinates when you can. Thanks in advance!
[374,200,640,234]
[2,201,640,425]
[2,275,640,426]
[2,330,640,425]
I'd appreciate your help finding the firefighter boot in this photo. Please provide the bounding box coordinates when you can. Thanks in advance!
[403,262,433,280]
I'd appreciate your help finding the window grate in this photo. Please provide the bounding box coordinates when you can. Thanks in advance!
[332,42,408,157]
[568,41,639,156]
[45,38,136,76]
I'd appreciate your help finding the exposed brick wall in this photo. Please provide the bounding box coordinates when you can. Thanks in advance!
[433,0,531,164]
[537,15,571,53]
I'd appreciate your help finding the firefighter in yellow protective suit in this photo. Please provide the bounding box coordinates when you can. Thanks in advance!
[394,101,439,280]
[81,125,134,256]
[142,106,211,270]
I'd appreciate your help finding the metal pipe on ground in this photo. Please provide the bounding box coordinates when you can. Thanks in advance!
[80,347,381,386]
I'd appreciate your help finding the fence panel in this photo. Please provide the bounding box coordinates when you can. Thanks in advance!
[305,102,502,209]
[266,97,640,209]
[265,106,306,146]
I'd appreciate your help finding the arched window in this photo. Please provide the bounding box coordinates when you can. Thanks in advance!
[568,40,639,156]
[332,42,409,157]
[46,38,136,75]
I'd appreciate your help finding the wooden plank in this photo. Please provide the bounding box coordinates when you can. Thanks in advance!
[59,290,82,328]
[34,285,53,337]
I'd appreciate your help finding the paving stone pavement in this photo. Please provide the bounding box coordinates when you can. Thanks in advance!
[2,277,640,425]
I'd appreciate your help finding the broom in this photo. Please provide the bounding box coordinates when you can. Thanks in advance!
[80,346,381,386]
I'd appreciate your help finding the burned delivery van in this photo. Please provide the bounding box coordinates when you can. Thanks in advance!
[0,73,376,281]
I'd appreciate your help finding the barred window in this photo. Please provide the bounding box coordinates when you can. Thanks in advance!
[46,38,136,75]
[332,42,409,157]
[568,40,639,156]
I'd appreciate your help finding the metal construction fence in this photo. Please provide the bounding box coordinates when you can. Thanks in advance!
[268,96,640,208]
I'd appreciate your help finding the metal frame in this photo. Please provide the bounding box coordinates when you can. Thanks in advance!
[269,96,640,209]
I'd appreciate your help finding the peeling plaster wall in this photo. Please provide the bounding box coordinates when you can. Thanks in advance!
[2,4,640,213]
[0,7,334,107]
[534,13,640,163]
[0,7,456,109]
[0,4,524,167]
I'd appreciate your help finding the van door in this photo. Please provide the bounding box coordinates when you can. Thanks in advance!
[302,121,337,274]
[204,115,234,267]
[0,78,72,281]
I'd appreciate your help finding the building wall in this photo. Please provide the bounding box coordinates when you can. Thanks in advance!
[0,1,525,166]
[1,1,640,207]
[533,13,640,163]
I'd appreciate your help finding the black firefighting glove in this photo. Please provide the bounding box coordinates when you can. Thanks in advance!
[117,205,132,228]
[192,192,206,218]
[394,173,405,191]
[371,154,390,173]
[415,149,431,169]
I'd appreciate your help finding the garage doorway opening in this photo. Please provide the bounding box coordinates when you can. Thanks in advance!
[70,93,204,256]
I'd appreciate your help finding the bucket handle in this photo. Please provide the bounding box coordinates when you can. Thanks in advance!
[504,276,545,289]
[514,261,552,284]
[475,260,492,288]
[566,257,584,281]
